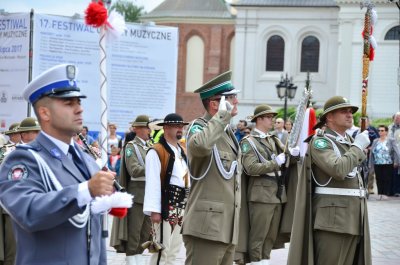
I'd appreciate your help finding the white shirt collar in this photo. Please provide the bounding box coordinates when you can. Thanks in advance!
[137,136,146,145]
[254,128,268,138]
[41,131,74,156]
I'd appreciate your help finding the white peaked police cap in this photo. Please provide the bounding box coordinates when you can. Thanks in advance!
[23,64,86,104]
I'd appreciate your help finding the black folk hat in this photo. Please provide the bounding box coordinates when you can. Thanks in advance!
[157,113,189,126]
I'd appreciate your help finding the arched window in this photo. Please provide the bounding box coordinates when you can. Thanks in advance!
[385,26,400,40]
[301,36,319,72]
[185,35,204,92]
[266,35,284,72]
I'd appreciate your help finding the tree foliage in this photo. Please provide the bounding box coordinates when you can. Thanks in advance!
[110,0,144,22]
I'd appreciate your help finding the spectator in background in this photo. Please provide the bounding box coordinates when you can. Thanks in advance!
[285,119,293,134]
[388,112,400,196]
[81,125,95,145]
[108,145,121,177]
[370,125,400,198]
[346,118,359,137]
[243,127,252,137]
[271,118,288,144]
[235,119,247,142]
[107,123,122,154]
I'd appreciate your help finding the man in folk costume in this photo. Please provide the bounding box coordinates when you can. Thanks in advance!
[143,113,190,265]
[182,71,241,265]
[111,115,152,265]
[240,105,299,265]
[287,96,372,265]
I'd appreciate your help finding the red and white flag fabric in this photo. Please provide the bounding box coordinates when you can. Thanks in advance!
[296,107,317,157]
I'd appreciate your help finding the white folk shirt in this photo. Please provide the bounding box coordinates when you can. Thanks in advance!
[143,142,189,216]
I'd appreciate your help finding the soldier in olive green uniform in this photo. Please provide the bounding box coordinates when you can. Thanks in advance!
[241,105,299,265]
[1,119,40,265]
[0,123,20,265]
[182,71,241,265]
[0,123,20,165]
[17,117,41,144]
[110,115,152,265]
[288,96,372,265]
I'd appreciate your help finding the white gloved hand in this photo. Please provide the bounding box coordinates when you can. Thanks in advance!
[218,96,233,112]
[274,153,286,166]
[289,146,300,156]
[352,130,370,150]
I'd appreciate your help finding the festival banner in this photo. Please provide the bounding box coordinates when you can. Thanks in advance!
[32,13,178,133]
[0,13,30,131]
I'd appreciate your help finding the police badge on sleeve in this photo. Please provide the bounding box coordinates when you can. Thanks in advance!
[8,164,28,181]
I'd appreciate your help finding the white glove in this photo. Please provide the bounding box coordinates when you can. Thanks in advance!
[352,130,370,150]
[274,153,286,166]
[218,96,233,112]
[289,146,300,156]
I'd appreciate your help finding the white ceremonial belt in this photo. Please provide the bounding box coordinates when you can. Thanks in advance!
[315,187,366,198]
[130,176,146,181]
[265,171,281,177]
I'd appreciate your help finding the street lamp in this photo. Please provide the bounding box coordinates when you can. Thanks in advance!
[276,73,297,122]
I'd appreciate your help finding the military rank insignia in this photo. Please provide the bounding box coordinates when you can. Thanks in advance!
[314,138,328,149]
[241,142,250,153]
[8,164,28,181]
[125,147,133,157]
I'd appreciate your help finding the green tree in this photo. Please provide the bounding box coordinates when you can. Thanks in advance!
[110,0,144,22]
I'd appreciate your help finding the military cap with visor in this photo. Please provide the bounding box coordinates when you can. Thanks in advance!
[251,104,277,122]
[4,123,20,135]
[17,117,41,132]
[23,64,86,104]
[194,70,240,100]
[131,115,150,127]
[157,113,189,126]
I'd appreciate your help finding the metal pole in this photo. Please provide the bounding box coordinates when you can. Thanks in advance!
[284,88,288,122]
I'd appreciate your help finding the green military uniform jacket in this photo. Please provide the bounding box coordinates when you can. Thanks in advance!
[110,136,149,252]
[182,110,241,245]
[287,128,371,265]
[0,141,16,261]
[241,132,287,204]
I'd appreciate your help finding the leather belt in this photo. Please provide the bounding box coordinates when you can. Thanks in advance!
[315,187,366,198]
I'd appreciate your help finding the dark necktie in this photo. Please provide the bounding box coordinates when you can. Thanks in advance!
[68,145,90,180]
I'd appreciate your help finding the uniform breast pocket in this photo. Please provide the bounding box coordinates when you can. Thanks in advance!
[191,200,224,235]
[218,151,235,171]
[314,198,348,230]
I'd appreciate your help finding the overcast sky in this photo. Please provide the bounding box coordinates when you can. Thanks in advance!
[1,0,165,15]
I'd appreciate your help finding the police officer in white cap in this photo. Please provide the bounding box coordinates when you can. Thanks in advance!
[0,64,114,265]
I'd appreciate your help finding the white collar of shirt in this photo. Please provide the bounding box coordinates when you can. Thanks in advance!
[331,130,351,144]
[254,128,268,138]
[41,131,75,156]
[137,136,146,145]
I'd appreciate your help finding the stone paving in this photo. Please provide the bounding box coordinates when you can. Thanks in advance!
[107,194,400,265]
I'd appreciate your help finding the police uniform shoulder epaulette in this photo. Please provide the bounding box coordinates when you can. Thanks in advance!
[16,143,41,152]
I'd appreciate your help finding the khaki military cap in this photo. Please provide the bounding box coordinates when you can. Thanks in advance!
[320,96,358,121]
[194,71,240,100]
[18,117,41,132]
[131,115,150,127]
[4,123,20,135]
[251,104,277,122]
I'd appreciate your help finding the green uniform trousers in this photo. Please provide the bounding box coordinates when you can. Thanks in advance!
[248,202,281,261]
[314,230,360,265]
[126,203,151,256]
[183,235,235,265]
[2,215,16,265]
